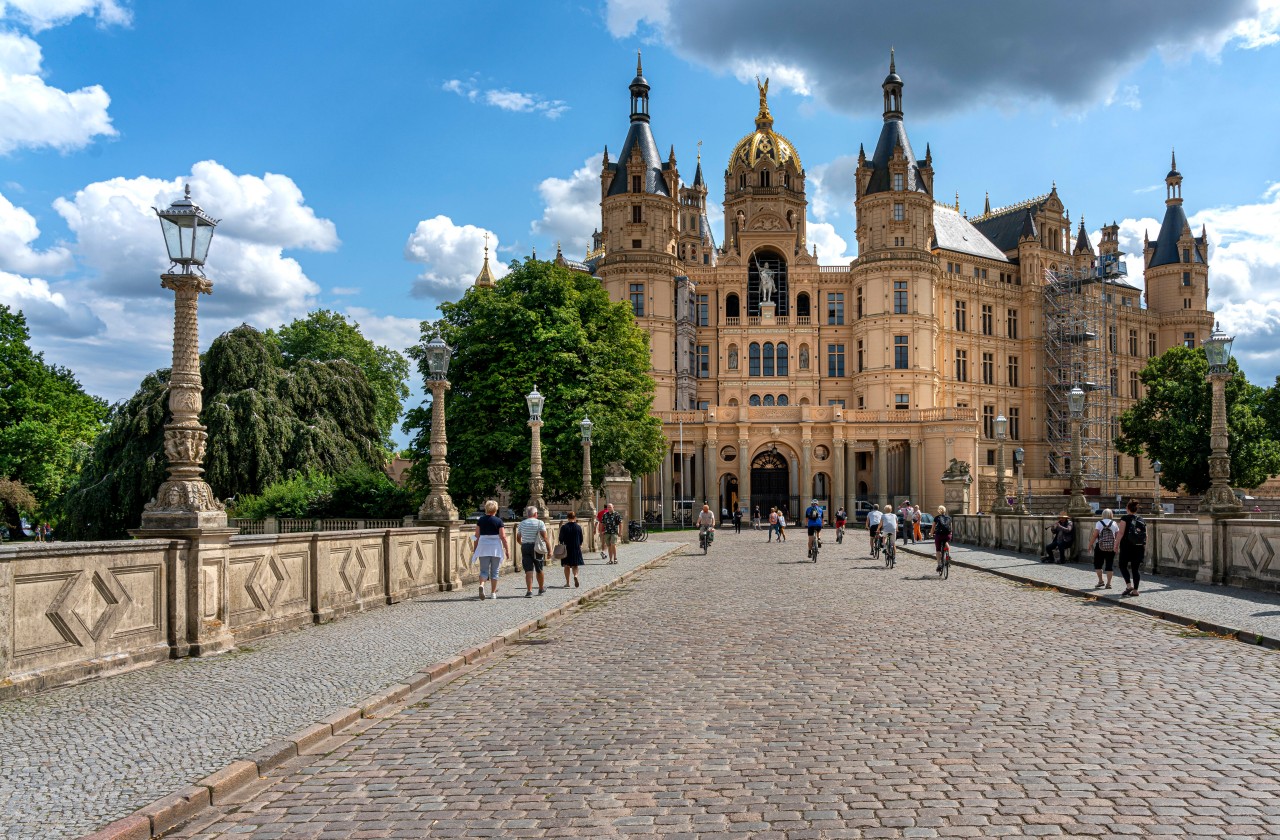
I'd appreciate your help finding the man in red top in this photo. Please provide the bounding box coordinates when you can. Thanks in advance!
[596,508,607,561]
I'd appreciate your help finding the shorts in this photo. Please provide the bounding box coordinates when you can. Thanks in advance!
[602,533,618,547]
[934,534,949,553]
[521,543,545,573]
[1093,548,1115,572]
[479,555,502,580]
[807,525,823,536]
[835,521,847,529]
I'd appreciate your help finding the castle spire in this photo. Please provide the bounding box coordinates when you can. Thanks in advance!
[882,47,904,120]
[983,192,991,215]
[474,233,496,288]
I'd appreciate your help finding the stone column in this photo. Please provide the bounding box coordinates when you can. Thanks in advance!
[738,433,750,516]
[833,438,845,513]
[602,465,633,542]
[579,436,596,552]
[800,436,813,504]
[682,451,692,509]
[417,379,459,522]
[909,439,922,505]
[704,437,717,512]
[662,447,675,522]
[876,438,889,508]
[845,440,857,513]
[1201,371,1243,515]
[528,418,548,519]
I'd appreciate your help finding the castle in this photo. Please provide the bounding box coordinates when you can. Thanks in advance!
[481,52,1215,519]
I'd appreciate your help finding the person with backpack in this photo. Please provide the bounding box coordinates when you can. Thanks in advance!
[932,505,952,573]
[804,499,824,558]
[1116,499,1147,597]
[1088,508,1120,589]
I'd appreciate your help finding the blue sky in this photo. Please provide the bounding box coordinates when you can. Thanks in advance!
[2,0,1279,446]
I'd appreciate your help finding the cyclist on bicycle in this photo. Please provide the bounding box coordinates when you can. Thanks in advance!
[697,503,715,543]
[804,499,824,556]
[834,507,847,540]
[878,504,898,556]
[932,504,953,573]
[866,505,883,556]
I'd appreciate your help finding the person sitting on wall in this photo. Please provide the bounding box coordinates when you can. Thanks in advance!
[1043,513,1075,564]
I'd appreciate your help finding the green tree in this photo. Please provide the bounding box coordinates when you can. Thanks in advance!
[1116,345,1280,494]
[268,309,410,451]
[402,259,665,512]
[58,324,386,539]
[0,305,107,532]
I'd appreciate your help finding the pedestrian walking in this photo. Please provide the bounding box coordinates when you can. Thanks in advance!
[517,506,549,597]
[1043,513,1074,563]
[777,510,787,542]
[1116,499,1147,598]
[596,507,607,561]
[472,500,508,601]
[600,503,623,564]
[912,505,922,542]
[1088,509,1119,589]
[733,507,742,534]
[897,501,913,543]
[768,507,778,542]
[558,511,584,589]
[753,506,761,528]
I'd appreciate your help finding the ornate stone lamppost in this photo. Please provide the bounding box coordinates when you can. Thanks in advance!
[994,413,1009,513]
[417,337,459,522]
[1067,385,1093,516]
[1151,459,1164,516]
[526,386,548,519]
[579,415,597,549]
[1201,323,1242,514]
[139,186,226,531]
[1012,446,1029,515]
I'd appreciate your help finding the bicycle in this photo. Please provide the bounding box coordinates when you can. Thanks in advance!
[835,523,845,544]
[627,520,648,542]
[938,544,951,579]
[871,530,883,562]
[884,534,896,569]
[808,533,821,563]
[699,528,713,555]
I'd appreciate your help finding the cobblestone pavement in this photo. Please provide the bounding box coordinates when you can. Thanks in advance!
[901,540,1280,642]
[0,538,680,840]
[180,530,1280,839]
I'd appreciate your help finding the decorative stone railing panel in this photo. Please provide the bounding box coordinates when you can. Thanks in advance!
[226,535,315,640]
[1223,519,1280,592]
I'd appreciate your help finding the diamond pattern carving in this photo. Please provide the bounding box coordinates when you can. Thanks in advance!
[338,547,367,594]
[1241,532,1276,575]
[402,540,427,582]
[47,568,130,646]
[245,553,288,611]
[1170,531,1194,565]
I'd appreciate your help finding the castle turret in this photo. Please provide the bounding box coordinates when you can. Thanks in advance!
[1142,151,1212,352]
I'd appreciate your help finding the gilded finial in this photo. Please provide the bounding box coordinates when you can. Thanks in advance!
[755,75,772,128]
[889,47,896,74]
[1171,147,1177,171]
[697,139,702,163]
[954,190,959,211]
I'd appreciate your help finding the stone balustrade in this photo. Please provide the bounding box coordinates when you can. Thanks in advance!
[949,513,1280,593]
[0,520,569,700]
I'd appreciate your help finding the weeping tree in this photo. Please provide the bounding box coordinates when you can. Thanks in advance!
[402,258,665,513]
[58,324,384,539]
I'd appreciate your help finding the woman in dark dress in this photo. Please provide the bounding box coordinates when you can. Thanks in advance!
[558,510,585,588]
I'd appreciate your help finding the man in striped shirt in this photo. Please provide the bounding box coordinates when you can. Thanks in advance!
[517,507,549,597]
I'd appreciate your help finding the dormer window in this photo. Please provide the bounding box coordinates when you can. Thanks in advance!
[739,173,747,190]
[784,172,791,188]
[631,175,642,192]
[1182,248,1190,262]
[893,173,904,191]
[760,170,771,188]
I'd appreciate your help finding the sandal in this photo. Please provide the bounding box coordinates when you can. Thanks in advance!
[1105,584,1112,589]
[1095,583,1105,589]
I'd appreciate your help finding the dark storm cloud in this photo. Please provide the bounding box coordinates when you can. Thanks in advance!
[618,0,1264,116]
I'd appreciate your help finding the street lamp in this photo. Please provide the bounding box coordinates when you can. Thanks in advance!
[417,337,459,521]
[1201,322,1242,514]
[138,186,226,530]
[579,415,597,549]
[526,386,548,518]
[1012,446,1028,515]
[994,413,1009,513]
[1152,459,1163,516]
[1067,385,1092,516]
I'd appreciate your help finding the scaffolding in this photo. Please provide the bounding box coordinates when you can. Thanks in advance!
[1042,253,1131,500]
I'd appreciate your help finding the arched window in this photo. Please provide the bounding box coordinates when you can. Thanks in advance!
[763,394,775,406]
[796,293,810,318]
[748,247,788,316]
[760,170,771,187]
[748,394,761,406]
[749,343,761,377]
[777,342,789,376]
[762,342,775,377]
[784,172,791,189]
[728,398,739,406]
[726,293,740,318]
[739,173,747,190]
[777,394,789,406]
[814,473,828,499]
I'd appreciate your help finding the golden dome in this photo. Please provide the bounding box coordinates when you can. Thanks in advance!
[729,78,803,173]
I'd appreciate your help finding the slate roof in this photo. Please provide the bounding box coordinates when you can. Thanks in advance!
[932,205,1008,262]
[606,120,671,197]
[1147,203,1205,268]
[971,197,1048,254]
[865,118,927,195]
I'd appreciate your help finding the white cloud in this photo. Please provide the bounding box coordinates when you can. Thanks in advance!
[603,0,669,37]
[807,221,853,264]
[808,155,859,220]
[405,215,507,299]
[1233,0,1280,48]
[443,78,568,119]
[531,155,599,257]
[52,159,336,323]
[0,0,130,31]
[0,269,102,337]
[0,30,113,153]
[1105,84,1142,110]
[0,187,71,273]
[729,60,810,97]
[343,306,422,354]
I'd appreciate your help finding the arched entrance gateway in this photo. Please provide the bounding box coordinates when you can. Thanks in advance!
[751,448,791,521]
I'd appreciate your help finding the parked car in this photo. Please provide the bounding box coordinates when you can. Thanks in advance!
[918,512,934,537]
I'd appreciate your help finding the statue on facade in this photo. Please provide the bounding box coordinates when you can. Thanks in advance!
[799,345,809,369]
[942,458,972,480]
[756,256,776,304]
[728,347,738,369]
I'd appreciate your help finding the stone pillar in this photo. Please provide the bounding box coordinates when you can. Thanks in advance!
[909,439,922,506]
[417,379,459,522]
[845,440,857,513]
[1201,371,1243,515]
[682,451,692,508]
[632,475,643,526]
[579,436,596,553]
[876,438,889,508]
[833,438,845,513]
[940,463,973,516]
[800,436,813,505]
[738,433,750,516]
[662,447,675,522]
[704,438,717,512]
[528,418,548,519]
[603,465,633,542]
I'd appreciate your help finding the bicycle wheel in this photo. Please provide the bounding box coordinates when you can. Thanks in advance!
[942,549,951,579]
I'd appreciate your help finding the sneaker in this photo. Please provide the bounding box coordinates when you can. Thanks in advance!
[525,590,532,598]
[538,588,545,596]
[574,578,580,587]
[478,586,485,600]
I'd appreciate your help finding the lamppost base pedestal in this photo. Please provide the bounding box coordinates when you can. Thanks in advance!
[1199,485,1243,515]
[1066,496,1094,518]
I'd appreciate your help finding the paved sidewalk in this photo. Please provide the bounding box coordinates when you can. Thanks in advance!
[176,531,1280,839]
[0,537,681,840]
[895,539,1280,642]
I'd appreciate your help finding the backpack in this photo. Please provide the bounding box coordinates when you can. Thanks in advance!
[1097,519,1116,552]
[933,514,951,537]
[1123,515,1147,548]
[806,505,820,522]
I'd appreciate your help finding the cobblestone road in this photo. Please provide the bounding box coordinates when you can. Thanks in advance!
[0,538,679,839]
[179,530,1280,838]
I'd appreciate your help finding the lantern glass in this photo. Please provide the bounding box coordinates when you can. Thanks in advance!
[580,414,593,442]
[994,413,1008,440]
[526,387,544,421]
[1204,323,1234,371]
[1068,385,1086,417]
[1152,459,1162,475]
[425,337,451,379]
[1013,447,1025,466]
[154,186,218,268]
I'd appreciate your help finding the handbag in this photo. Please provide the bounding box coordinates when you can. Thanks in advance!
[535,534,548,556]
[552,543,568,560]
